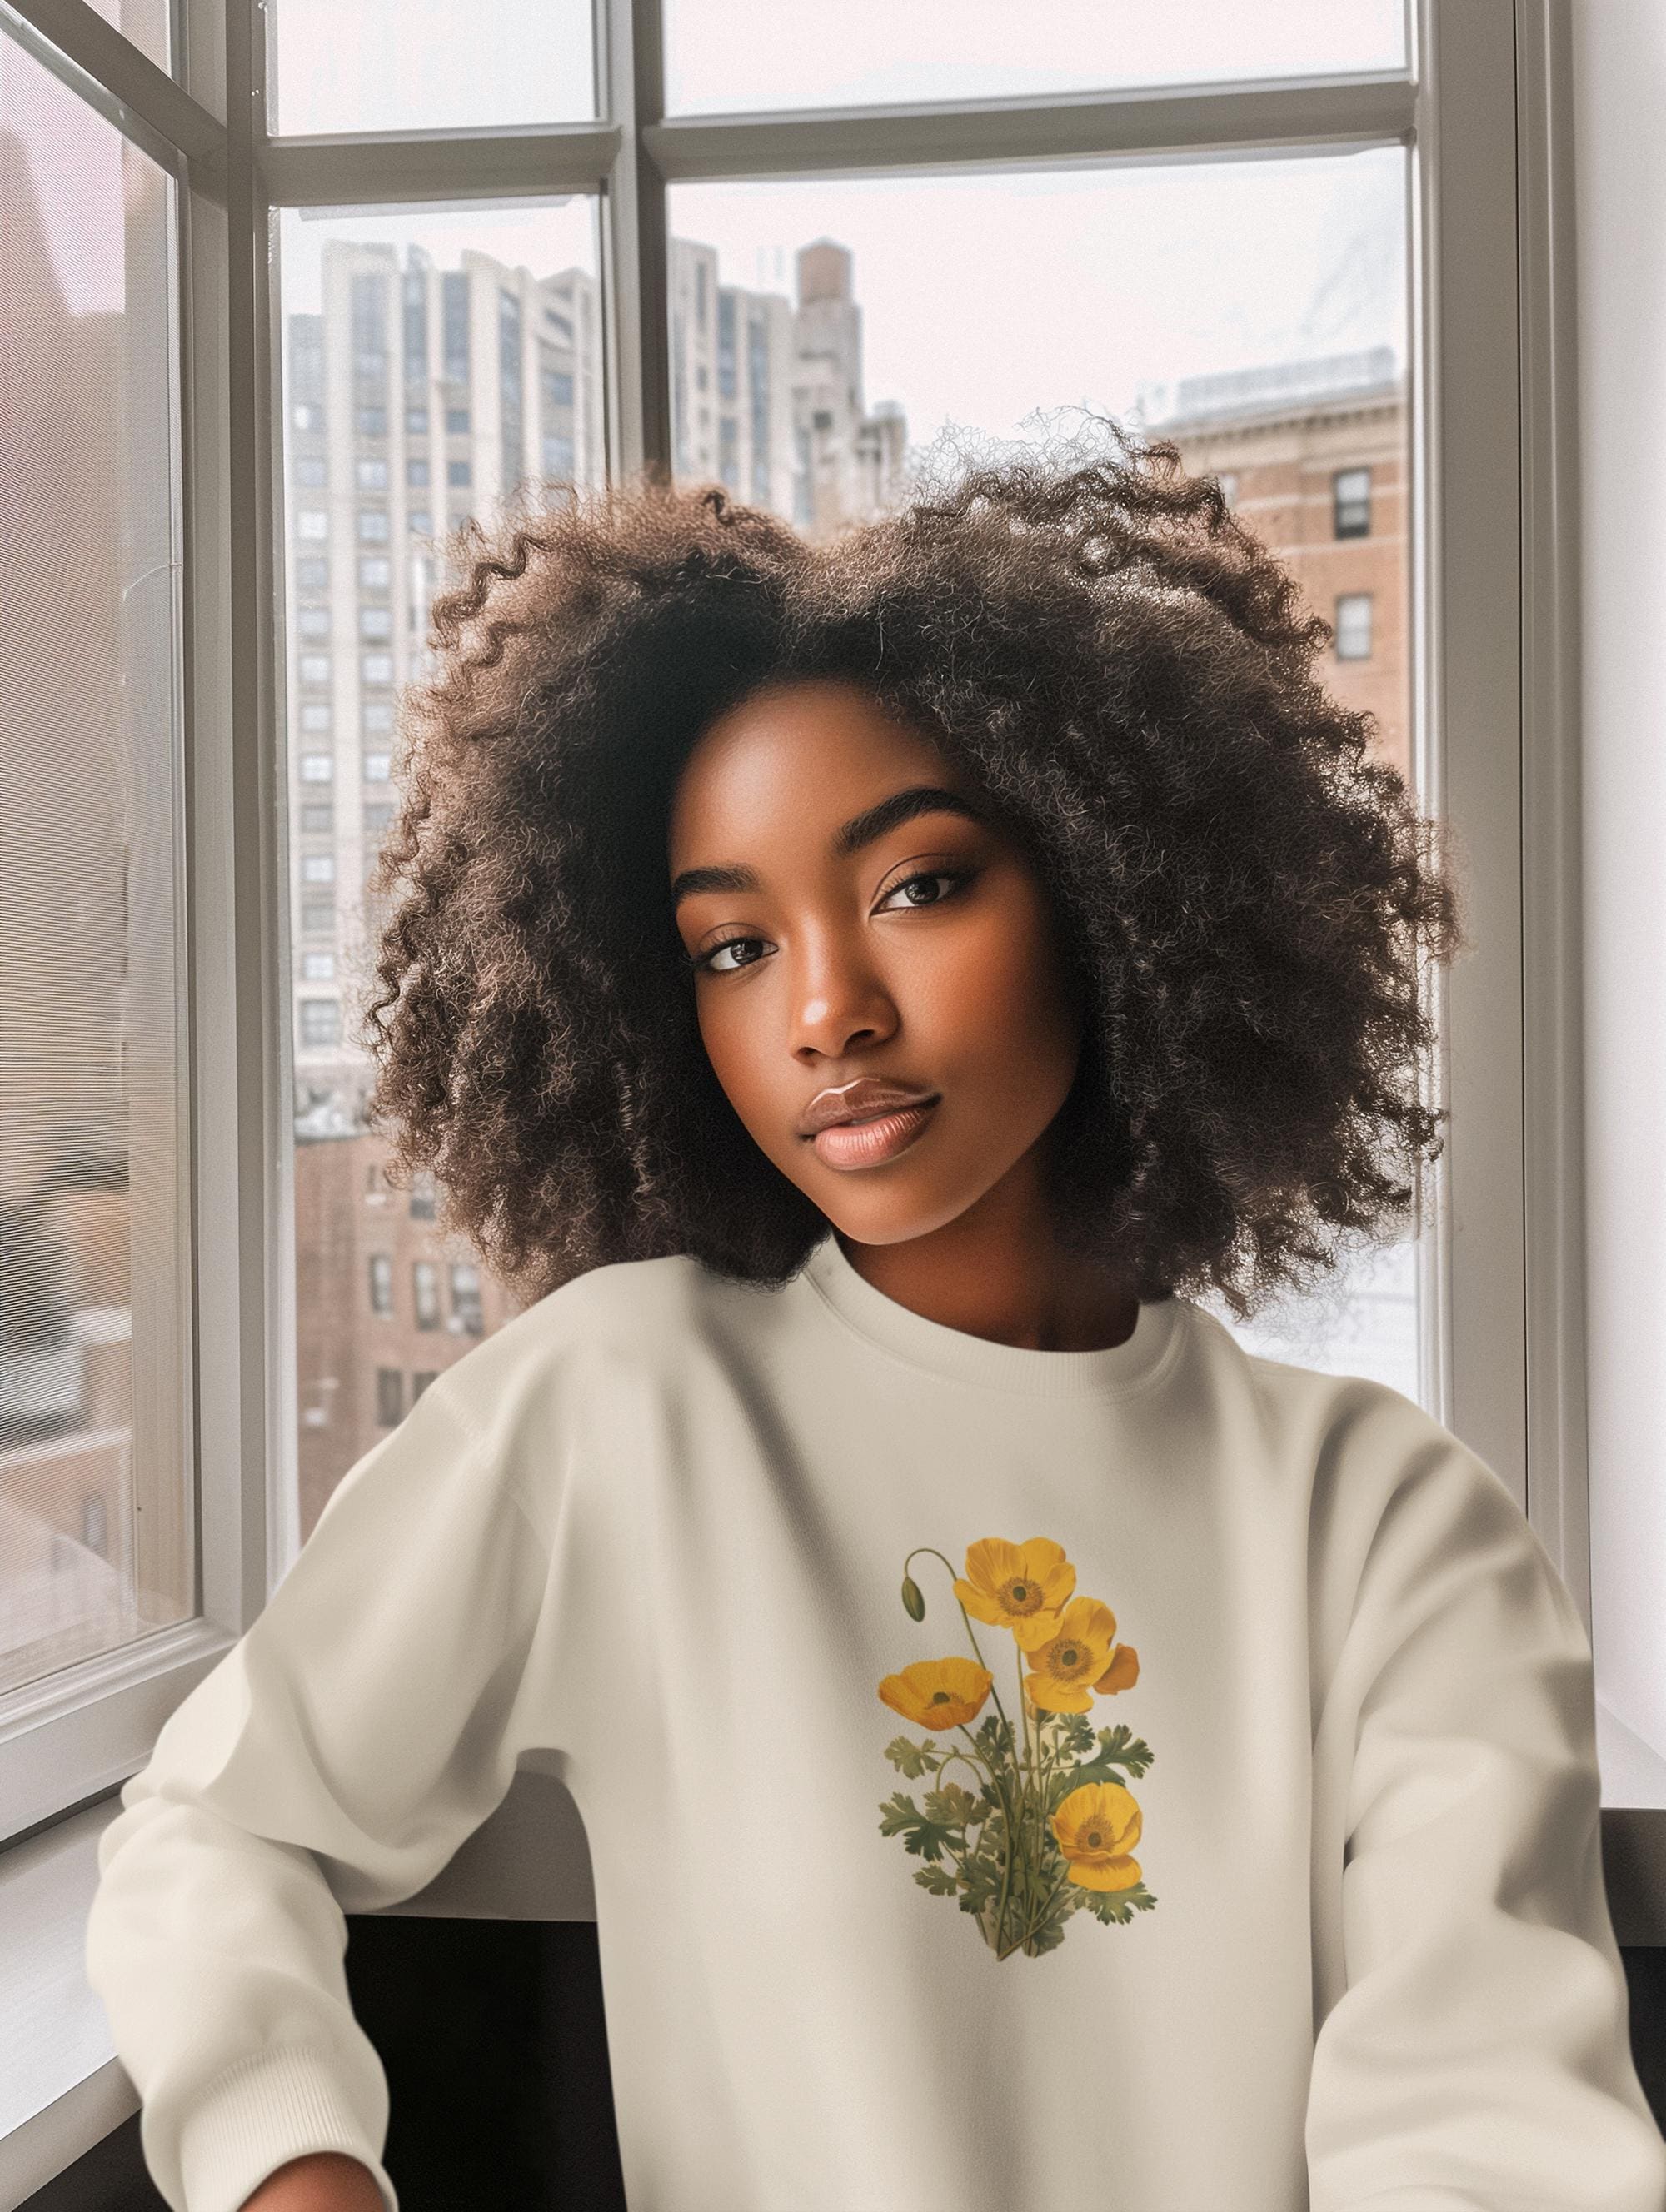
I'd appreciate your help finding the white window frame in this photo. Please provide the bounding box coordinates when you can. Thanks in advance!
[0,0,1631,2191]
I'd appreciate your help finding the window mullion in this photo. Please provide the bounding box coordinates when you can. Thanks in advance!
[599,0,671,480]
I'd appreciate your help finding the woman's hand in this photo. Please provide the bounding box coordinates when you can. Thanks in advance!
[240,2150,387,2211]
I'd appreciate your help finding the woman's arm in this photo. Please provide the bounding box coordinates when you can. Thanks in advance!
[86,1365,558,2212]
[241,2153,387,2212]
[1305,1425,1666,2208]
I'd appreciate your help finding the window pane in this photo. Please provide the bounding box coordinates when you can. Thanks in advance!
[666,0,1404,116]
[1,46,192,1693]
[83,0,170,73]
[268,0,593,135]
[669,151,1429,1404]
[277,200,604,1542]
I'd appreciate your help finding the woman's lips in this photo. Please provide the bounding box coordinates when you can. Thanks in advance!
[810,1098,940,1170]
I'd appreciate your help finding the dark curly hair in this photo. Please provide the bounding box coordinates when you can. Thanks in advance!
[362,426,1459,1320]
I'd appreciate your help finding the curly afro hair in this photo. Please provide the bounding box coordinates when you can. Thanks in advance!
[362,426,1459,1319]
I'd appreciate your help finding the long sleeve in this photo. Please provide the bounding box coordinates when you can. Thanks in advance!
[85,1369,557,2212]
[1304,1426,1666,2210]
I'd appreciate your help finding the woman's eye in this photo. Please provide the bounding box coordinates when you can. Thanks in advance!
[878,868,971,912]
[695,935,766,974]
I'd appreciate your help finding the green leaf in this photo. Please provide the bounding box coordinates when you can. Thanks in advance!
[913,1862,960,1896]
[1048,1725,1157,1807]
[877,1791,961,1863]
[883,1736,941,1779]
[923,1782,978,1826]
[1076,1880,1160,1925]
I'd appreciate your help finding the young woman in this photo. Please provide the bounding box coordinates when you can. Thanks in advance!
[87,443,1666,2212]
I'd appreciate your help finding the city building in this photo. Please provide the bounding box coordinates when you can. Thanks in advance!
[1142,346,1410,779]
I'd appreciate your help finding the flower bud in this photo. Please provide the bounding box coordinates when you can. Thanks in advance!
[900,1574,925,1622]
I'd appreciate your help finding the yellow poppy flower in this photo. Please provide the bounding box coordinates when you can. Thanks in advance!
[1023,1597,1119,1713]
[955,1537,1076,1648]
[1094,1642,1140,1696]
[1052,1780,1143,1891]
[877,1656,994,1731]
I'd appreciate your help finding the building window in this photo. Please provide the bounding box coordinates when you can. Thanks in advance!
[446,460,472,488]
[361,652,394,685]
[441,270,471,383]
[408,1173,437,1221]
[362,700,395,732]
[297,555,329,590]
[1334,591,1374,660]
[444,407,471,434]
[360,607,392,641]
[300,852,336,883]
[363,800,396,836]
[301,899,334,934]
[364,750,392,781]
[368,1253,394,1317]
[293,456,327,488]
[297,605,329,640]
[299,997,340,1047]
[411,1370,438,1402]
[407,457,431,487]
[356,458,389,491]
[541,366,574,409]
[408,510,433,537]
[299,801,332,833]
[299,704,332,734]
[1333,465,1371,538]
[356,406,388,438]
[292,402,324,432]
[359,555,391,589]
[357,509,389,543]
[450,1263,485,1336]
[298,652,331,685]
[299,752,334,783]
[1216,471,1239,506]
[302,950,335,980]
[297,510,328,541]
[375,1367,404,1426]
[412,1260,441,1330]
[541,433,575,478]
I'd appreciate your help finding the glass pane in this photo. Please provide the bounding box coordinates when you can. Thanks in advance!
[1,42,191,1693]
[276,201,605,1544]
[666,0,1404,116]
[268,0,594,136]
[668,151,1429,1404]
[85,0,170,73]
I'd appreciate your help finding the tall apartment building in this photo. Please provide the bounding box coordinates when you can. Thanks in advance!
[1143,347,1410,778]
[284,240,604,1110]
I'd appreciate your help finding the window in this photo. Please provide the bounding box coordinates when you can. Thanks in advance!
[360,607,393,640]
[356,406,388,437]
[1334,465,1371,538]
[407,457,431,486]
[363,750,392,781]
[301,900,335,935]
[300,752,334,783]
[294,456,327,487]
[445,407,471,434]
[357,508,390,542]
[300,853,337,884]
[368,1253,394,1317]
[408,510,433,536]
[299,652,331,684]
[412,1260,441,1330]
[357,458,389,490]
[362,652,394,685]
[543,433,576,479]
[450,1263,485,1337]
[300,801,333,833]
[364,801,397,836]
[408,1173,437,1221]
[293,402,324,431]
[407,406,430,435]
[447,459,473,487]
[542,366,575,408]
[297,605,330,638]
[297,556,329,589]
[1334,591,1374,660]
[411,1370,439,1402]
[375,1367,404,1427]
[302,950,336,980]
[299,704,332,733]
[299,998,341,1048]
[297,509,329,540]
[359,555,391,588]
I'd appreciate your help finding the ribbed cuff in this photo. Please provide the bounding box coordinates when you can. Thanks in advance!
[177,2042,397,2212]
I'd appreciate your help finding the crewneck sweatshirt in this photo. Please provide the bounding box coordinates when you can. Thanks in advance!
[86,1233,1666,2212]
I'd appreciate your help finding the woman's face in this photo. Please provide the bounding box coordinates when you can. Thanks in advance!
[666,675,1085,1248]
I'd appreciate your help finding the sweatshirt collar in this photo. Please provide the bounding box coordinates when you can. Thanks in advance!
[795,1230,1186,1401]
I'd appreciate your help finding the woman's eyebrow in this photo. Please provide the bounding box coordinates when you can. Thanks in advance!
[670,785,988,912]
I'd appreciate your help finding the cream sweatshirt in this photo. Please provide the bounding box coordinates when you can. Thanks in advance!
[86,1232,1666,2212]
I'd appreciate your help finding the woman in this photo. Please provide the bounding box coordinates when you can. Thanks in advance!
[87,440,1666,2211]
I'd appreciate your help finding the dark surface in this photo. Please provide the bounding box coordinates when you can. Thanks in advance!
[23,1930,1666,2209]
